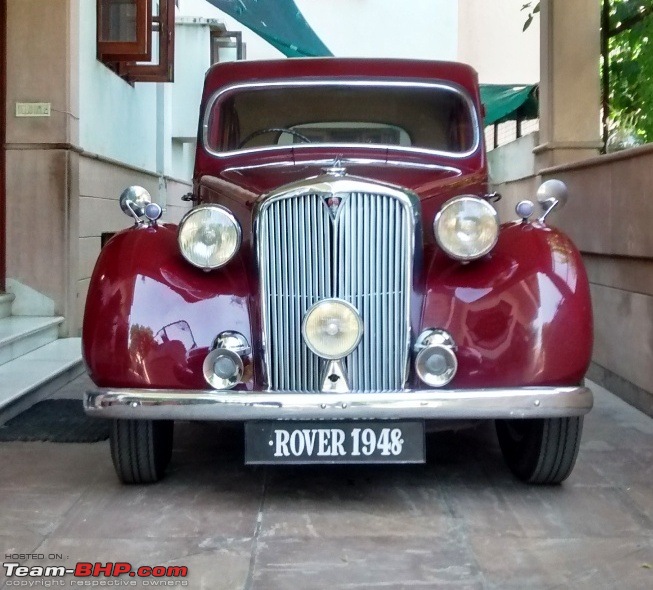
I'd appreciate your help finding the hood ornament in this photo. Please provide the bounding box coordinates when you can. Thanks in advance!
[322,158,347,177]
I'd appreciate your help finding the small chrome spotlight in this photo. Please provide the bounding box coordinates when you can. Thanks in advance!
[415,329,458,387]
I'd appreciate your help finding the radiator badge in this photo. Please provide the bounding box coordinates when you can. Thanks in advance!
[325,194,346,221]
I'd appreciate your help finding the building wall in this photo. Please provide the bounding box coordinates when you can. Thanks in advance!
[5,0,222,333]
[297,0,458,60]
[181,0,459,61]
[78,0,158,171]
[458,0,539,84]
[5,0,79,331]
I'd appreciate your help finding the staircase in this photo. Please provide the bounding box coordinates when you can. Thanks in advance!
[0,293,84,422]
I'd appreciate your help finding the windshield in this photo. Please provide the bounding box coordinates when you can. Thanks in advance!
[205,81,478,156]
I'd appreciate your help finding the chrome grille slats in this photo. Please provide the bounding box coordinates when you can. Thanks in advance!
[259,181,413,392]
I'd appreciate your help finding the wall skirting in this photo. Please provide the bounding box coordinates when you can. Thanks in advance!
[587,362,653,418]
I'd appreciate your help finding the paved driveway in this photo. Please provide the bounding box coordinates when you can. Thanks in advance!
[0,378,651,589]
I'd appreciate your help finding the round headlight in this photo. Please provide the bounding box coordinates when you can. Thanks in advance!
[302,299,363,360]
[434,196,499,261]
[178,205,241,269]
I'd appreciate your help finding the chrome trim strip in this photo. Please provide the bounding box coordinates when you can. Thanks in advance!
[223,158,464,174]
[202,79,481,160]
[85,386,593,421]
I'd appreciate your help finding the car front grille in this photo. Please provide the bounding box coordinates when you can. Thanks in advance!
[257,179,415,392]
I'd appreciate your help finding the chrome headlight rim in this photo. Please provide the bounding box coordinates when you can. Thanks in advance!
[434,195,499,261]
[177,204,242,270]
[302,298,364,360]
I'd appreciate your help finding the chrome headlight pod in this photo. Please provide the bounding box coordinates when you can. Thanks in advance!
[178,205,242,269]
[434,196,499,261]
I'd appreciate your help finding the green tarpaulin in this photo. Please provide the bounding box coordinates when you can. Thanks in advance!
[206,0,332,58]
[480,84,539,125]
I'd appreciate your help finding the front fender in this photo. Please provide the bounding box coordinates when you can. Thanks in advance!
[420,221,593,388]
[82,224,256,389]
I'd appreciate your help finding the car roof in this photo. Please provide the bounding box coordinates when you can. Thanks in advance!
[203,58,480,101]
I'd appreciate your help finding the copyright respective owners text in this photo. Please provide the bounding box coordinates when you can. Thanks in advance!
[3,555,189,587]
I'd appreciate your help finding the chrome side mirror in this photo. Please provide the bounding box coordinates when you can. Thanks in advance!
[536,179,568,223]
[120,186,152,224]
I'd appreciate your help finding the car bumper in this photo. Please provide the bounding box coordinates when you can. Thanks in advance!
[84,385,593,421]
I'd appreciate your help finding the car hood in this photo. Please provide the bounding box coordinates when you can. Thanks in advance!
[212,159,485,202]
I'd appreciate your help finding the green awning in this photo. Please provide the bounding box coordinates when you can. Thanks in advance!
[206,0,333,58]
[480,84,539,126]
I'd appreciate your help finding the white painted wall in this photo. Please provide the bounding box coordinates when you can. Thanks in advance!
[78,0,159,172]
[179,0,285,59]
[179,0,458,60]
[79,0,219,180]
[458,0,539,84]
[172,20,215,140]
[297,0,458,60]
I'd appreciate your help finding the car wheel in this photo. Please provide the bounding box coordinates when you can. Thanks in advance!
[495,417,583,484]
[110,419,174,484]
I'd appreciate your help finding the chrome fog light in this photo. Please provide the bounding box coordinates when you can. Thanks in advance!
[178,205,241,270]
[302,299,363,360]
[415,329,457,387]
[202,331,250,390]
[203,349,243,390]
[434,196,499,261]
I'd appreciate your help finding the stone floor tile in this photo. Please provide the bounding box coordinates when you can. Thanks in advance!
[470,536,653,590]
[0,490,83,538]
[27,537,252,590]
[48,421,266,541]
[50,476,262,541]
[0,440,107,492]
[261,463,455,540]
[0,532,45,559]
[251,536,485,590]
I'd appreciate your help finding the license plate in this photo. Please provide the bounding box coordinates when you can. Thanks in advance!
[245,420,425,464]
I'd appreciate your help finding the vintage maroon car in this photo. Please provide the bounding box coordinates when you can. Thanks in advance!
[83,58,593,484]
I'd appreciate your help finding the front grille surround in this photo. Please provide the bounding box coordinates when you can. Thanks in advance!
[256,175,419,392]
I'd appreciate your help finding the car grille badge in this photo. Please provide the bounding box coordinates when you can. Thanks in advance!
[325,195,343,221]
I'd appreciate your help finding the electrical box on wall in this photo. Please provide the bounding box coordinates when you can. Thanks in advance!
[15,102,51,117]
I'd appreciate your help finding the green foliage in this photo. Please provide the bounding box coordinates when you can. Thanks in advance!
[521,2,540,32]
[608,1,653,143]
[521,0,653,144]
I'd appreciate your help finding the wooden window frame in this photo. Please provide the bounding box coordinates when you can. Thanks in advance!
[98,0,175,84]
[97,0,152,62]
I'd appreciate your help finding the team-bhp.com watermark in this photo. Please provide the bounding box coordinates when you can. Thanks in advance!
[3,556,189,587]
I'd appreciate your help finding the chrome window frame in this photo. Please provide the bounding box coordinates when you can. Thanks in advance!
[202,79,481,160]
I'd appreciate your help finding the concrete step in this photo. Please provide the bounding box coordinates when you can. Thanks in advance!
[0,338,84,421]
[0,316,64,367]
[0,293,14,319]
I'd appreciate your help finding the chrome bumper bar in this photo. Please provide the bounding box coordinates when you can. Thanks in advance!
[84,386,593,421]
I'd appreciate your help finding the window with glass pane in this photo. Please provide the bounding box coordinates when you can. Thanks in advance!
[100,0,136,42]
[97,0,151,61]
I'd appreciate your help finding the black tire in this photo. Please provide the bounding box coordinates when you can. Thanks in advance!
[110,419,174,484]
[495,417,583,484]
